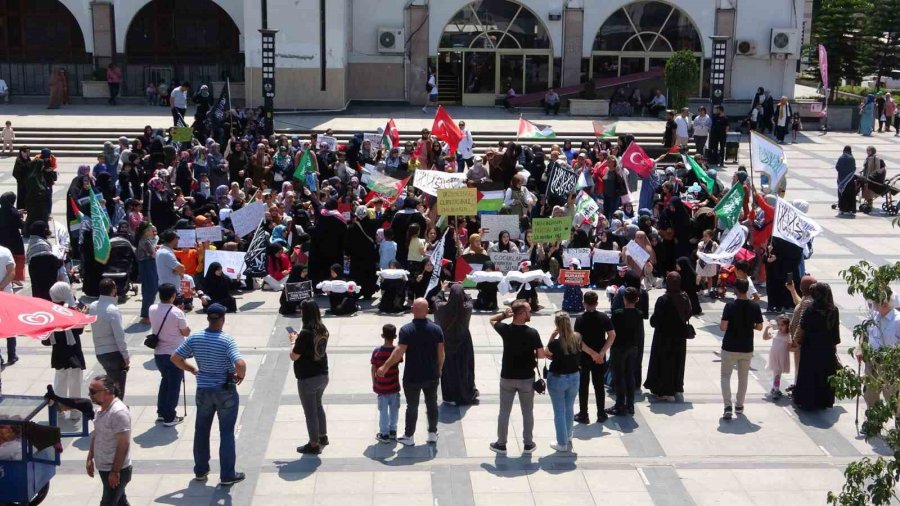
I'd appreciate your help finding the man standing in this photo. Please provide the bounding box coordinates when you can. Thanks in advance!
[574,291,615,424]
[674,108,693,148]
[488,300,547,455]
[857,292,900,420]
[89,278,130,399]
[708,105,730,166]
[719,279,763,420]
[86,375,132,506]
[377,298,445,446]
[156,230,185,295]
[150,283,190,427]
[172,303,247,486]
[170,81,190,126]
[457,121,475,169]
[692,106,711,158]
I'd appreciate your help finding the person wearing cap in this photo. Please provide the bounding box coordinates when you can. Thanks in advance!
[172,302,247,486]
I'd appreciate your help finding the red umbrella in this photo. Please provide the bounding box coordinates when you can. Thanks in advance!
[0,292,96,339]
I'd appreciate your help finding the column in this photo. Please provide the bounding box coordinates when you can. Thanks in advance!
[405,4,429,105]
[90,1,115,67]
[561,7,584,87]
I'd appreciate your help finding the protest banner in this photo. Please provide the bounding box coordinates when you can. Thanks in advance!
[413,170,467,196]
[773,197,823,247]
[572,191,599,227]
[532,217,570,243]
[437,187,477,215]
[426,229,449,294]
[558,269,590,286]
[624,240,650,269]
[204,250,246,280]
[319,135,337,151]
[285,281,314,302]
[591,249,621,265]
[175,229,196,248]
[562,248,591,268]
[697,225,747,267]
[545,164,577,200]
[363,133,383,150]
[489,252,529,274]
[750,131,788,188]
[229,201,266,238]
[480,214,521,241]
[195,226,223,243]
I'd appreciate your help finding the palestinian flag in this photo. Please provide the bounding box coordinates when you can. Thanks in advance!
[477,190,504,214]
[517,117,555,138]
[593,121,618,138]
[683,154,716,193]
[381,118,400,151]
[68,196,83,229]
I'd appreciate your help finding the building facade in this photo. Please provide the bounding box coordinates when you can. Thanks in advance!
[1,0,808,109]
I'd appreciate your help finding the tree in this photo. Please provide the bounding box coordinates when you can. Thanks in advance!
[811,0,869,97]
[664,50,700,110]
[829,260,900,505]
[860,0,900,89]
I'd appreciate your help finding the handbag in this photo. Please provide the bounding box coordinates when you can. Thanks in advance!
[144,306,173,349]
[533,362,547,394]
[684,323,696,340]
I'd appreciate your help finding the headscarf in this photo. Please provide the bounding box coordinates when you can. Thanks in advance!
[48,282,78,346]
[102,141,117,165]
[467,233,485,254]
[436,284,471,337]
[665,271,692,322]
[865,94,875,105]
[148,176,166,193]
[676,256,696,283]
[0,192,16,210]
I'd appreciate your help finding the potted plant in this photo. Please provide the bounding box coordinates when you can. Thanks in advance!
[81,68,110,98]
[569,78,610,116]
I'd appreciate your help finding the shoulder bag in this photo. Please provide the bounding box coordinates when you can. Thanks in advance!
[144,306,173,349]
[533,361,547,394]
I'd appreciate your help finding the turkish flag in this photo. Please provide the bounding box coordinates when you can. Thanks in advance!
[431,105,463,155]
[668,144,682,154]
[620,142,655,179]
[385,118,400,148]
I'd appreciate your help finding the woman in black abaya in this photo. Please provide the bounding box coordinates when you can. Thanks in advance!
[644,271,692,400]
[792,283,840,410]
[433,283,478,405]
[676,256,702,315]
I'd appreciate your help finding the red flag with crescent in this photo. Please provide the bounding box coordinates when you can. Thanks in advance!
[431,105,463,155]
[620,142,655,178]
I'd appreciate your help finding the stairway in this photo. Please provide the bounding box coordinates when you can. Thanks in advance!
[10,127,692,159]
[437,74,462,104]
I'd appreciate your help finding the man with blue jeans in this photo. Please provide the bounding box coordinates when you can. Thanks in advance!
[150,283,190,427]
[172,303,247,486]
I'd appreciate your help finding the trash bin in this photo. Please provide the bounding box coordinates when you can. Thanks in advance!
[725,132,741,164]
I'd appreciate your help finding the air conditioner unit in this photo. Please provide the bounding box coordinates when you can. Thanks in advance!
[770,28,799,55]
[735,39,756,56]
[377,28,405,54]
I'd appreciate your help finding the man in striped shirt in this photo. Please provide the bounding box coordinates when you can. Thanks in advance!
[172,303,247,486]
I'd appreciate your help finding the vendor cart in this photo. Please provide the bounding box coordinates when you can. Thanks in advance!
[0,395,88,506]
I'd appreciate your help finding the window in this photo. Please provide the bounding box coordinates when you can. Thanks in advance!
[0,0,87,62]
[440,0,550,51]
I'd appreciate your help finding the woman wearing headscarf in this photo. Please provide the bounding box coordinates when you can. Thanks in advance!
[200,262,237,312]
[174,150,194,196]
[859,94,875,136]
[433,283,478,405]
[835,145,857,215]
[42,282,86,420]
[676,256,702,315]
[134,221,158,323]
[625,230,656,285]
[27,221,62,301]
[462,233,486,255]
[309,198,347,285]
[658,196,690,272]
[498,141,520,188]
[102,141,119,174]
[24,155,50,231]
[279,265,308,315]
[773,97,792,144]
[644,271,692,400]
[147,176,178,233]
[207,143,229,190]
[346,206,378,299]
[792,283,840,410]
[0,192,25,285]
[764,236,802,313]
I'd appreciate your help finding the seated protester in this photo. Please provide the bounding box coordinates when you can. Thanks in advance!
[590,228,620,288]
[178,273,195,311]
[317,263,359,316]
[278,264,309,315]
[270,224,289,249]
[488,230,519,253]
[376,260,409,314]
[468,261,503,311]
[199,261,237,313]
[263,243,291,291]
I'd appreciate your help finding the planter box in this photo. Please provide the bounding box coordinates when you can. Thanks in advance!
[81,81,108,98]
[569,99,609,116]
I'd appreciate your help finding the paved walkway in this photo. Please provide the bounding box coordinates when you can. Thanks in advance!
[0,108,899,505]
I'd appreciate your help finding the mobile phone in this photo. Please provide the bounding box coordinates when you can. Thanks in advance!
[786,272,794,283]
[286,326,296,334]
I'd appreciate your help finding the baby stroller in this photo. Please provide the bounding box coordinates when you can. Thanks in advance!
[102,235,138,303]
[856,171,900,215]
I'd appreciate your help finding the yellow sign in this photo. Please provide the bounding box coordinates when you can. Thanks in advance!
[437,187,477,216]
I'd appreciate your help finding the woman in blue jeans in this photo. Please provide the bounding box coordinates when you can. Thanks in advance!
[135,222,158,324]
[546,311,585,453]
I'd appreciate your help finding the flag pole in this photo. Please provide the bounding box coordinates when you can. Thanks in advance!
[226,77,234,140]
[516,113,522,142]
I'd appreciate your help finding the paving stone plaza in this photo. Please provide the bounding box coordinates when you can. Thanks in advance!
[1,105,898,505]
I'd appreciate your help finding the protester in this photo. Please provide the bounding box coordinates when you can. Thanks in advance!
[89,278,130,399]
[289,300,331,454]
[792,283,840,410]
[644,272,691,401]
[433,283,478,405]
[574,291,615,424]
[86,375,132,505]
[150,283,190,427]
[835,145,857,215]
[609,287,641,415]
[45,282,86,419]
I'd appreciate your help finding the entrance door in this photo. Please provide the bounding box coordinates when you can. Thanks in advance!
[437,51,463,104]
[499,54,524,95]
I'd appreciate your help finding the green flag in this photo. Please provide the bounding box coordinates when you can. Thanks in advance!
[714,183,745,231]
[89,188,111,265]
[293,149,315,179]
[683,154,715,193]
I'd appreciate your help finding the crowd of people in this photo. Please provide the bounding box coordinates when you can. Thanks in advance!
[0,93,897,502]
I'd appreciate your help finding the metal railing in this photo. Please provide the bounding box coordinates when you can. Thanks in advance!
[0,62,93,95]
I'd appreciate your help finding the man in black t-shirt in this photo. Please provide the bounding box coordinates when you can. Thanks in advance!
[377,298,445,445]
[609,287,642,415]
[719,278,763,420]
[488,300,548,456]
[574,291,616,423]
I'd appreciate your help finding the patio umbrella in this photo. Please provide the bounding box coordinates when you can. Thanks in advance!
[0,292,96,339]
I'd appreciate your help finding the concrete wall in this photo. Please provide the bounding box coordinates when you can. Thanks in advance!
[59,0,96,53]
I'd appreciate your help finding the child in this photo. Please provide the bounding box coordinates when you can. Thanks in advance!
[696,229,719,296]
[790,112,801,144]
[2,120,13,155]
[763,315,791,400]
[561,258,586,313]
[379,228,397,270]
[316,263,359,315]
[178,273,196,311]
[370,324,401,442]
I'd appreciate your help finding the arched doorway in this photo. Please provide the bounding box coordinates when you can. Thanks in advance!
[438,0,552,106]
[124,0,243,96]
[0,0,90,94]
[591,1,707,102]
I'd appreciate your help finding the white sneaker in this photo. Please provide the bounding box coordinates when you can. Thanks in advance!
[426,432,438,444]
[550,443,569,453]
[397,435,415,446]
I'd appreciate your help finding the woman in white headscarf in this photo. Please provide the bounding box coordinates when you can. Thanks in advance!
[43,281,86,420]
